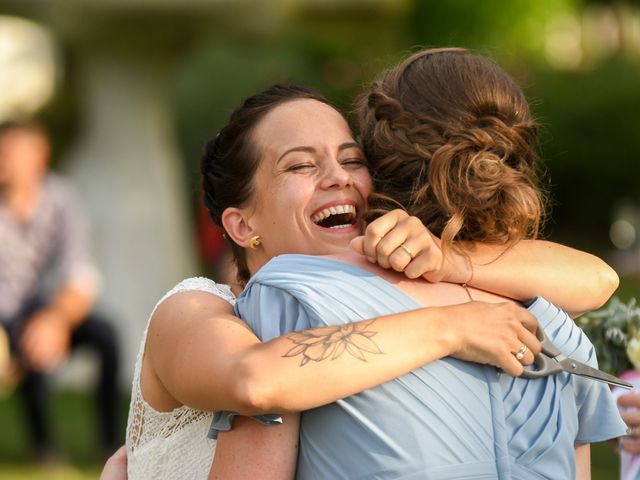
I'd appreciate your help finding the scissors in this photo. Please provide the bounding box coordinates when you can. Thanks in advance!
[521,328,633,389]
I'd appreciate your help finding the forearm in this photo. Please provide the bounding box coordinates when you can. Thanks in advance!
[232,301,536,414]
[159,305,455,415]
[209,414,299,480]
[232,307,455,414]
[460,240,618,316]
[44,284,94,329]
[575,443,591,480]
[155,294,535,416]
[355,210,617,315]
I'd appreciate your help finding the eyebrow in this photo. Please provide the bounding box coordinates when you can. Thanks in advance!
[277,142,363,164]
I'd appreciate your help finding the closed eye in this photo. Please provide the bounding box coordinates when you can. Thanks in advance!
[287,163,315,172]
[341,159,367,168]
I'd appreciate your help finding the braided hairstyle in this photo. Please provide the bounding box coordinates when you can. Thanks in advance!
[201,84,331,284]
[355,48,545,251]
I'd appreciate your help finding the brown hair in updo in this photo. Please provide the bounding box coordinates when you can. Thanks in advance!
[201,84,330,284]
[355,48,544,251]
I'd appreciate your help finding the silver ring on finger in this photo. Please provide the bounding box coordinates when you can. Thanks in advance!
[399,244,415,259]
[515,344,528,360]
[628,426,637,437]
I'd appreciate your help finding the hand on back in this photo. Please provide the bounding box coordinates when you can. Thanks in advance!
[443,301,541,377]
[350,209,469,283]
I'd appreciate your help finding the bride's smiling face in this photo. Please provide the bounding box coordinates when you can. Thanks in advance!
[239,99,372,268]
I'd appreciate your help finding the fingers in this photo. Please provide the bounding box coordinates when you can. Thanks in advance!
[362,210,444,277]
[508,342,534,367]
[375,222,412,270]
[20,323,67,372]
[516,324,542,359]
[451,301,542,377]
[507,310,541,373]
[362,210,404,262]
[488,305,541,376]
[620,437,640,454]
[403,244,445,280]
[23,341,63,372]
[622,409,640,426]
[498,354,525,377]
[619,396,640,453]
[502,333,537,375]
[349,236,366,257]
[618,392,640,408]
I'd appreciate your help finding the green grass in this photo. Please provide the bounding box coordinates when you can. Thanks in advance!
[0,389,127,479]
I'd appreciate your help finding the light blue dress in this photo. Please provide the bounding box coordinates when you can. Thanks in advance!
[227,254,626,479]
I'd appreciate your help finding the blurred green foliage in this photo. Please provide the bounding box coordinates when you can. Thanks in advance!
[528,60,640,250]
[0,1,635,476]
[169,0,640,255]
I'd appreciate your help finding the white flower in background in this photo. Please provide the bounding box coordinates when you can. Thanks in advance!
[605,326,627,345]
[627,336,640,371]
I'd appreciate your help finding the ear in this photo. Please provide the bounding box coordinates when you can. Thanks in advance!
[221,207,255,248]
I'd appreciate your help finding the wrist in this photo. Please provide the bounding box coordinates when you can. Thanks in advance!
[40,307,73,331]
[441,249,472,285]
[427,306,461,357]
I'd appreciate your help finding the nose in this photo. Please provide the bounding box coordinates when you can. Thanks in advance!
[319,158,352,190]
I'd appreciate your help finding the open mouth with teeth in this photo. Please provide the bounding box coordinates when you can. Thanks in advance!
[311,204,358,230]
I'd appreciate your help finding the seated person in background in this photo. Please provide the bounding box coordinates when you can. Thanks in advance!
[0,121,120,461]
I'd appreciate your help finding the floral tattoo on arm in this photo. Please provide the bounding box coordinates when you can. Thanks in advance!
[283,321,383,366]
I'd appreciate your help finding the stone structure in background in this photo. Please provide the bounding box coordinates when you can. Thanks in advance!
[0,1,228,384]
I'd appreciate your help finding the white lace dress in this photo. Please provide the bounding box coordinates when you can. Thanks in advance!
[126,277,236,480]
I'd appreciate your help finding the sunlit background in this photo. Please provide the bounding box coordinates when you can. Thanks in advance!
[0,0,638,478]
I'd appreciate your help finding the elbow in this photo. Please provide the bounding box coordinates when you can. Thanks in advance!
[586,262,620,310]
[232,357,280,415]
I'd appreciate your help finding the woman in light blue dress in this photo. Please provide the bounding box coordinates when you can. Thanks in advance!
[235,255,621,479]
[208,50,626,479]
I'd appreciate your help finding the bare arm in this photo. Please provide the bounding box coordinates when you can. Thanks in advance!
[575,444,591,480]
[21,184,100,371]
[20,284,94,371]
[100,445,128,480]
[209,414,299,480]
[353,210,618,317]
[145,291,539,415]
[453,240,618,317]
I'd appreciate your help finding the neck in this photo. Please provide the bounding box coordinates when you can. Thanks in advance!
[247,250,269,278]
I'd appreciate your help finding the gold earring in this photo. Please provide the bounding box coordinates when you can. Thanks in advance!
[248,235,262,249]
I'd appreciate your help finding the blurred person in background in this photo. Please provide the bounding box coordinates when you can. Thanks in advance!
[615,391,640,479]
[619,392,640,452]
[0,121,120,461]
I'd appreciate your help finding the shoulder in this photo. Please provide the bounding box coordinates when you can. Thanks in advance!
[160,276,236,305]
[155,277,236,317]
[149,278,244,341]
[248,254,373,291]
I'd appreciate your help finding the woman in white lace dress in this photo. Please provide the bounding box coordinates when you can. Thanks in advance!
[123,85,618,479]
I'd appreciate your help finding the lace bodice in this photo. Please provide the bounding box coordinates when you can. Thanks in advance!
[126,277,236,479]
